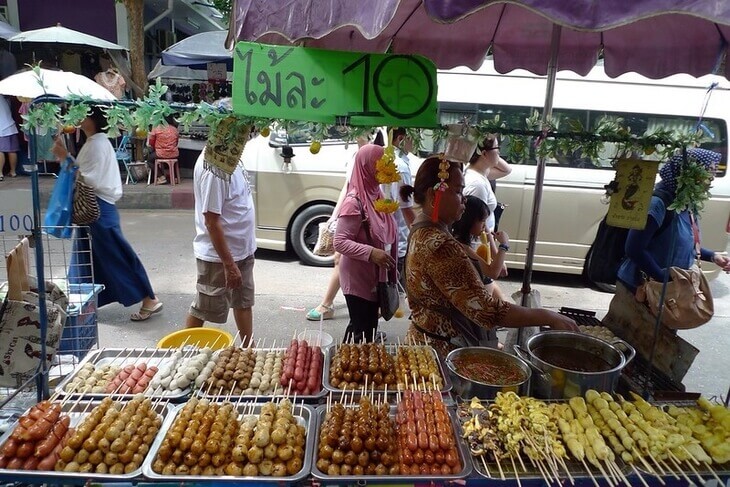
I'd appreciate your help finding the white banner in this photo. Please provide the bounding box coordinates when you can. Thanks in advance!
[0,189,34,235]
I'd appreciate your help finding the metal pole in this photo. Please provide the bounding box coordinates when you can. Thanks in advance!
[517,24,562,339]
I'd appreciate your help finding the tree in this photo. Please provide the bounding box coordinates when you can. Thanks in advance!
[118,0,147,97]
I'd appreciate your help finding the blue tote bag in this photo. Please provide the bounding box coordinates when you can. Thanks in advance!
[43,160,76,238]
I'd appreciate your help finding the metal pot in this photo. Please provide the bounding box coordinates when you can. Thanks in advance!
[445,347,532,400]
[514,331,636,399]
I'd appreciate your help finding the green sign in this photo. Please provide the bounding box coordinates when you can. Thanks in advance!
[232,41,437,128]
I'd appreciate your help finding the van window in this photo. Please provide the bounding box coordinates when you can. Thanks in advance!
[271,123,347,146]
[429,102,728,177]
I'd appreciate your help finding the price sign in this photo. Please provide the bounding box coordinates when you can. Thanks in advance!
[207,62,227,81]
[232,41,437,128]
[0,189,34,235]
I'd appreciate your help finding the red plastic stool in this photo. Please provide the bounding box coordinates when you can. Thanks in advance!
[152,158,180,186]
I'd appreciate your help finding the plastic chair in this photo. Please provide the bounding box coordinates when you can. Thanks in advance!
[115,134,144,184]
[150,158,180,186]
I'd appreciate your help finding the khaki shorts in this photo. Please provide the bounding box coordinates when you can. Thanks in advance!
[189,257,255,323]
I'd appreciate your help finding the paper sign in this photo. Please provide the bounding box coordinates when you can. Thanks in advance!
[204,117,251,178]
[207,62,227,81]
[0,189,34,236]
[232,41,437,127]
[607,159,660,229]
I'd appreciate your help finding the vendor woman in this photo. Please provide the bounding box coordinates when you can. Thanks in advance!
[401,153,578,358]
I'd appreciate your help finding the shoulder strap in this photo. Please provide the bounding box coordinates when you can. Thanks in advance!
[652,189,675,235]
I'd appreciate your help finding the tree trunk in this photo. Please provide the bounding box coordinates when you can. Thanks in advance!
[122,0,147,97]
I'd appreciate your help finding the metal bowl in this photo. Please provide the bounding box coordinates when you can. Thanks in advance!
[445,347,531,400]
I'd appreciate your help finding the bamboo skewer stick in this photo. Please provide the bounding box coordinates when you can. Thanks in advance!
[580,458,600,487]
[494,454,506,481]
[702,462,723,485]
[594,458,615,487]
[510,455,522,487]
[603,459,619,486]
[557,456,575,485]
[667,455,695,486]
[479,455,491,478]
[658,457,678,480]
[630,462,652,487]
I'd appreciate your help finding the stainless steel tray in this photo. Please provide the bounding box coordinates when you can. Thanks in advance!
[323,344,453,395]
[142,400,316,483]
[54,348,191,401]
[196,347,327,402]
[310,402,472,483]
[0,399,172,482]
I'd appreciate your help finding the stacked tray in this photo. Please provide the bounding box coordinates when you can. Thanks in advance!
[196,346,327,402]
[323,343,452,395]
[142,398,315,483]
[54,348,193,401]
[0,398,172,483]
[310,399,472,482]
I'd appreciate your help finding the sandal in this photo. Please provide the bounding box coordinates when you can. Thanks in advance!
[131,302,163,321]
[306,304,334,321]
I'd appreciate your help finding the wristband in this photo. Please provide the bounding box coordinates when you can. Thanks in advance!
[498,243,509,252]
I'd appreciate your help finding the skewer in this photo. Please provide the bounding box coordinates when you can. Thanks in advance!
[339,384,347,404]
[580,458,600,487]
[677,455,704,485]
[667,455,695,486]
[494,454,506,481]
[702,462,723,485]
[630,462,651,487]
[658,457,679,480]
[510,455,522,487]
[226,381,237,402]
[593,458,615,487]
[633,448,662,480]
[557,456,575,485]
[232,330,241,347]
[533,456,551,485]
[479,455,491,478]
[604,459,620,486]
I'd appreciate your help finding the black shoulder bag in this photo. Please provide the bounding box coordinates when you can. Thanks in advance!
[355,196,399,321]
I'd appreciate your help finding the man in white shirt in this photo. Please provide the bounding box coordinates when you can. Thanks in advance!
[185,150,257,344]
[382,127,416,288]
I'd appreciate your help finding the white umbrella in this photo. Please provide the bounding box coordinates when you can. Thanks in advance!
[9,24,127,51]
[0,68,116,100]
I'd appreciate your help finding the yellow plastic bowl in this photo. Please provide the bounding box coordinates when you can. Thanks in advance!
[157,328,233,350]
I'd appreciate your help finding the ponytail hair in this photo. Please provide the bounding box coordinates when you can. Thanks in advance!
[469,134,499,164]
[401,156,463,205]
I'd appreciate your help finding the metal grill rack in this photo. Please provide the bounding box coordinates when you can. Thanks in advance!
[557,307,684,398]
[0,227,101,410]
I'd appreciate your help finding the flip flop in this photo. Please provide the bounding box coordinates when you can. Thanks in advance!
[131,302,163,321]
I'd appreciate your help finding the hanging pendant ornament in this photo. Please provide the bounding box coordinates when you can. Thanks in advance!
[433,123,480,222]
[374,128,401,214]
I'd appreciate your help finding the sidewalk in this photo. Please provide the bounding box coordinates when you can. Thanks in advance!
[1,173,194,210]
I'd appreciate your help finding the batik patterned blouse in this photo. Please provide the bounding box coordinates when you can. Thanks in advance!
[404,225,511,357]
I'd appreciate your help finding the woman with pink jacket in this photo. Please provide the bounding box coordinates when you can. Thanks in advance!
[334,144,397,343]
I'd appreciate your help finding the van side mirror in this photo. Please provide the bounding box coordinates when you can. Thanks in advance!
[268,139,283,148]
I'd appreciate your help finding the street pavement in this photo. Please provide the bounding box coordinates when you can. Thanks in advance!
[93,210,729,400]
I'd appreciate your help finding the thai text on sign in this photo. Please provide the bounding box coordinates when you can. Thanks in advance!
[232,41,438,127]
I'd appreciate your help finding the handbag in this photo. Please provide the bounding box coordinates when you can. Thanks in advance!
[356,197,399,321]
[0,241,67,388]
[313,220,336,257]
[43,159,76,238]
[637,214,714,330]
[72,172,100,225]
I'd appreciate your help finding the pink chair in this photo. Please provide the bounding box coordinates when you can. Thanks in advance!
[150,158,181,186]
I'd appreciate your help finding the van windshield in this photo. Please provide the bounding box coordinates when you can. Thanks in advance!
[424,102,727,177]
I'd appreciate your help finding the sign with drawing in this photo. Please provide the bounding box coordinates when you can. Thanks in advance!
[232,41,437,127]
[607,159,660,229]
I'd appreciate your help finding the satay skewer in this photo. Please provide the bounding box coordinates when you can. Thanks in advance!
[494,453,506,481]
[667,454,695,486]
[479,455,491,478]
[657,457,679,480]
[556,456,575,485]
[510,455,522,487]
[702,462,723,485]
[630,462,652,487]
[633,448,663,482]
[580,458,600,487]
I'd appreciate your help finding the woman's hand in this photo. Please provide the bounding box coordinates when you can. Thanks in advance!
[370,248,396,270]
[51,137,68,161]
[494,230,509,246]
[712,252,730,273]
[545,310,579,332]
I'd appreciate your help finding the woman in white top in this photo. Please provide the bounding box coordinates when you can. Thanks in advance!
[0,96,19,180]
[52,107,162,321]
[463,135,512,300]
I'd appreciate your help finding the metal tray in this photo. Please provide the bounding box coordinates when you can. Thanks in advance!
[323,344,452,395]
[54,348,191,401]
[0,399,172,483]
[142,400,316,483]
[310,403,472,483]
[454,398,632,482]
[196,347,327,402]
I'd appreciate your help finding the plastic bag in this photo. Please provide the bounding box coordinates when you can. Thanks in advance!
[43,160,76,238]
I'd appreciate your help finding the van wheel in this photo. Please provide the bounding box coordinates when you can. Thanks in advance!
[290,204,335,267]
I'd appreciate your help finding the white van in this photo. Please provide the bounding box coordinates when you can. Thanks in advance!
[245,61,730,278]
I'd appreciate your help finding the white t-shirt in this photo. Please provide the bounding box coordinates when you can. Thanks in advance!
[0,96,18,137]
[381,151,413,258]
[75,133,122,204]
[193,152,257,263]
[464,167,497,231]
